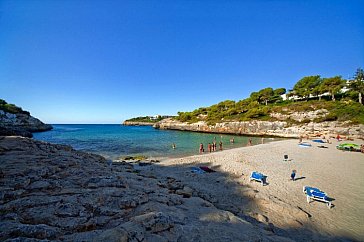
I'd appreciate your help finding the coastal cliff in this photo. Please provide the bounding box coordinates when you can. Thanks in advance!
[154,118,364,138]
[0,100,52,137]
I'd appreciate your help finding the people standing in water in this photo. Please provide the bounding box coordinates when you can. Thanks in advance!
[212,141,217,151]
[230,137,235,144]
[219,141,223,151]
[208,143,212,152]
[247,138,252,146]
[199,143,204,153]
[172,143,176,149]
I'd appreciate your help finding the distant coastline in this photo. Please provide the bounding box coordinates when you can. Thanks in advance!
[122,121,155,126]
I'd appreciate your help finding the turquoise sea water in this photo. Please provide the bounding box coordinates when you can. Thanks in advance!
[34,124,278,160]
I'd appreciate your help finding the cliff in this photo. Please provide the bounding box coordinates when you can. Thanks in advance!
[154,118,364,138]
[0,108,52,138]
[0,136,295,241]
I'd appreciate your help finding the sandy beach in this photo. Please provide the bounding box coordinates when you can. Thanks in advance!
[147,138,364,241]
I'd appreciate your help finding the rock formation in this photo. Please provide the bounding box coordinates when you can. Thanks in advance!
[0,136,300,241]
[154,118,364,139]
[0,109,52,138]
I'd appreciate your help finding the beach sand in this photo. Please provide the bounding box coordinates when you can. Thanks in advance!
[145,138,364,241]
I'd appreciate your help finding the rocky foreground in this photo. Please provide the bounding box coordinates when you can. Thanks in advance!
[0,136,298,242]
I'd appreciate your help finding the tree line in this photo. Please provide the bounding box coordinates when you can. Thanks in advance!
[176,68,364,124]
[291,68,364,103]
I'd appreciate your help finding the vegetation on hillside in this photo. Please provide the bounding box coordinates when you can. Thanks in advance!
[175,68,364,125]
[0,99,30,115]
[126,116,164,123]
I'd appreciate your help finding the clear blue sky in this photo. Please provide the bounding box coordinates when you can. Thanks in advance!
[1,0,363,124]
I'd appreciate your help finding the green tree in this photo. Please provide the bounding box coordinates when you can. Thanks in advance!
[273,88,286,96]
[293,75,321,100]
[249,92,260,102]
[259,87,274,105]
[350,68,364,104]
[321,76,345,101]
[312,79,324,100]
[250,88,274,105]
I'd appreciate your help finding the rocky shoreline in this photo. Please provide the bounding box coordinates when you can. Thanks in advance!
[153,118,364,139]
[0,110,52,138]
[0,136,299,241]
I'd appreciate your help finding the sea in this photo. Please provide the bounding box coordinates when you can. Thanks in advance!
[33,124,279,160]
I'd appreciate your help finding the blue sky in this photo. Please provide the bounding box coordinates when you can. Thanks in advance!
[1,0,363,124]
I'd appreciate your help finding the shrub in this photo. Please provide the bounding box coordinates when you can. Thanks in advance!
[0,100,30,115]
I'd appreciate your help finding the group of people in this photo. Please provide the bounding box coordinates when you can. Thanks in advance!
[198,137,262,153]
[199,140,223,153]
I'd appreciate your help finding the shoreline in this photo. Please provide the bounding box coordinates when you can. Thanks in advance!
[111,137,284,162]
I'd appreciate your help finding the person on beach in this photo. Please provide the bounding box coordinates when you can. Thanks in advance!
[219,141,223,151]
[208,143,212,153]
[261,137,264,144]
[247,138,252,146]
[230,137,235,144]
[336,134,341,141]
[213,141,217,151]
[299,136,302,143]
[199,143,204,153]
[291,170,296,181]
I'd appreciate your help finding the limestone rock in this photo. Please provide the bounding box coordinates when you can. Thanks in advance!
[155,118,364,138]
[176,186,193,198]
[0,109,52,138]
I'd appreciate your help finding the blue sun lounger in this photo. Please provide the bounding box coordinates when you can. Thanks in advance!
[250,171,266,185]
[191,167,206,174]
[303,186,332,208]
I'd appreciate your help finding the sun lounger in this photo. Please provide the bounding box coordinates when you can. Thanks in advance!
[250,171,266,185]
[298,142,312,147]
[191,167,205,174]
[312,139,325,143]
[303,186,332,208]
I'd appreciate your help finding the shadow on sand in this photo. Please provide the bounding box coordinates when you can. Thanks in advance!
[294,176,306,181]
